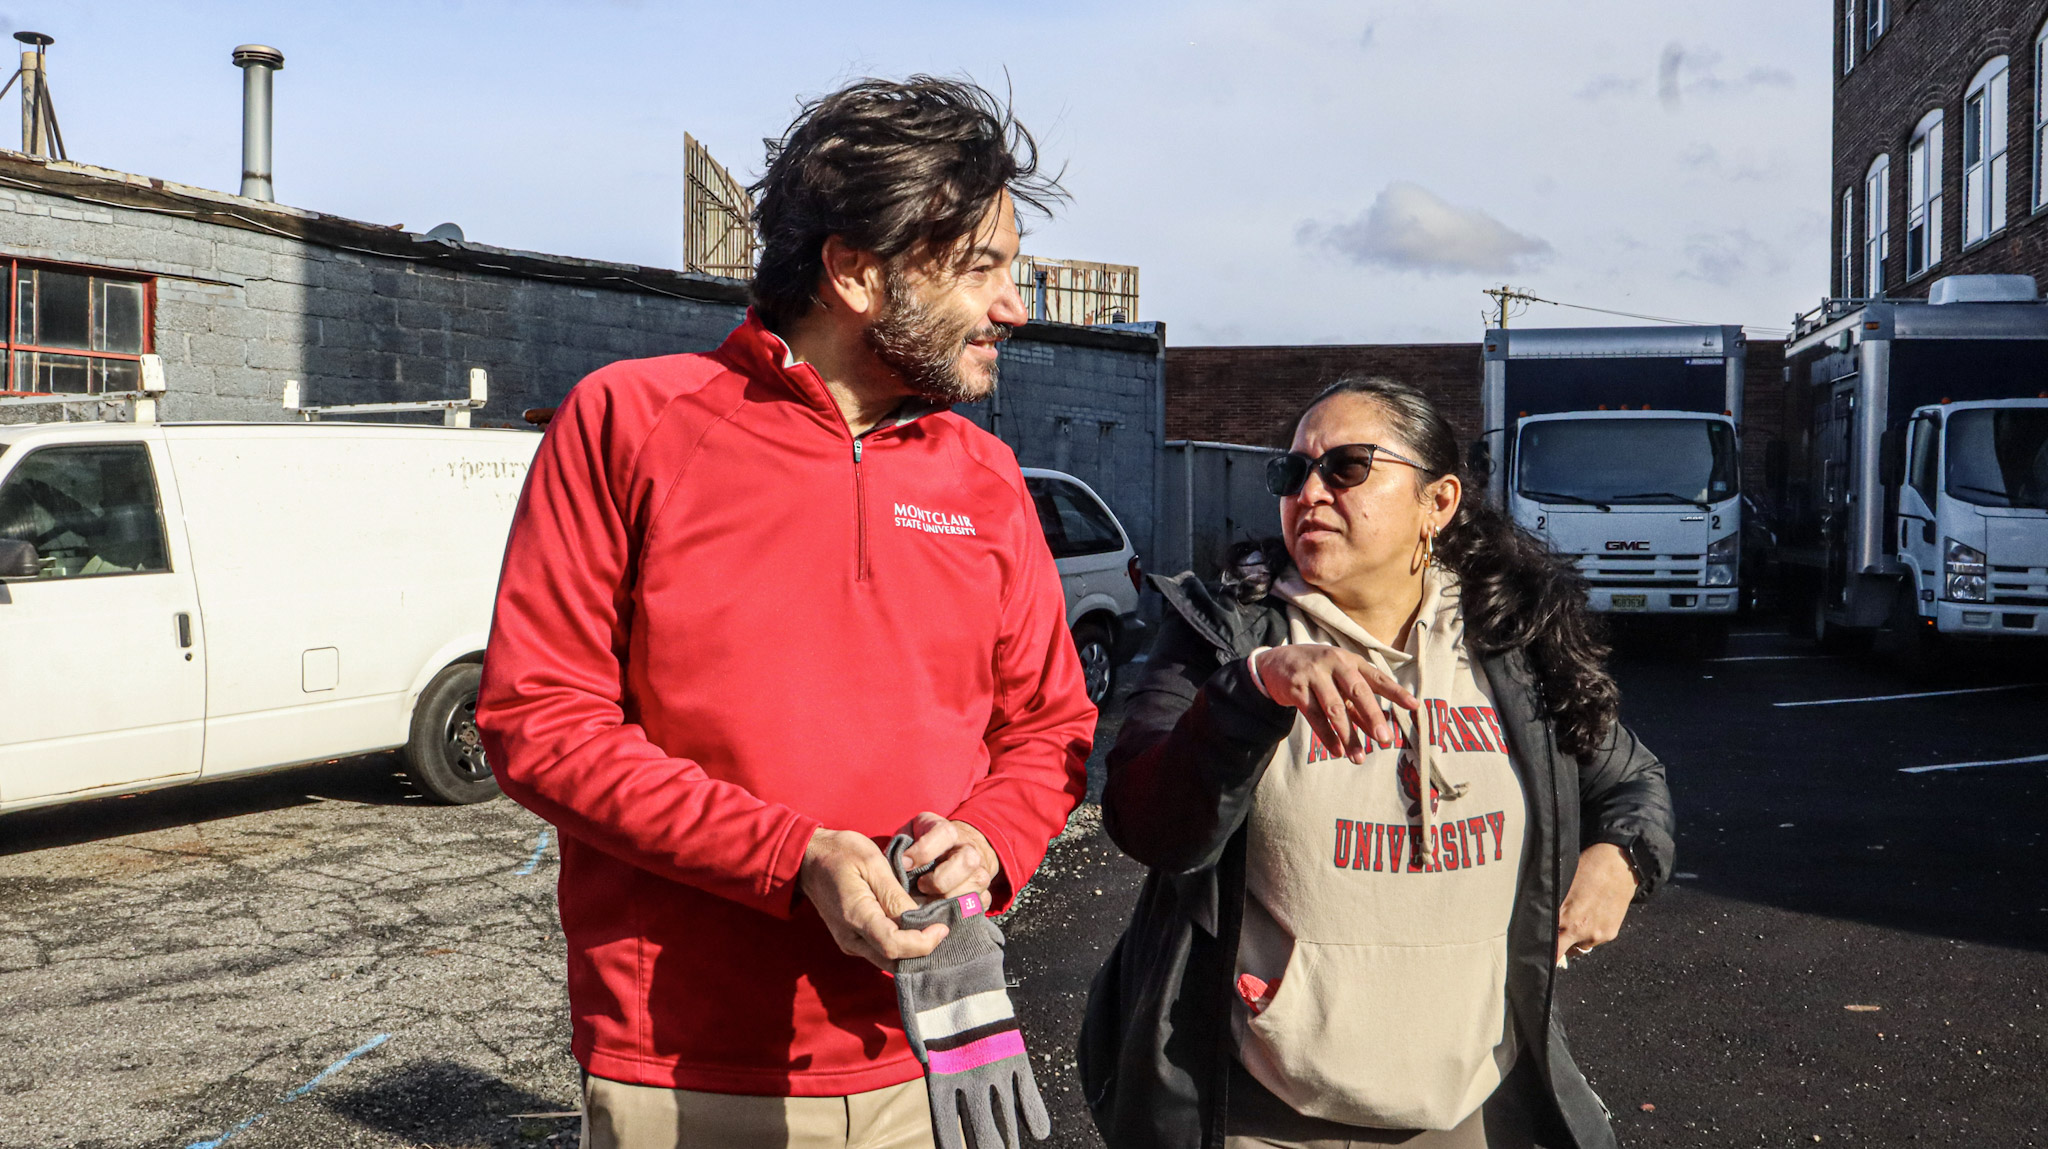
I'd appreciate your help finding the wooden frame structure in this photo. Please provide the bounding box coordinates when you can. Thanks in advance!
[683,134,757,280]
[1012,256,1139,326]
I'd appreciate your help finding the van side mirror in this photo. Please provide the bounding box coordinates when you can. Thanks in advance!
[1764,440,1788,497]
[1878,427,1904,487]
[0,539,37,580]
[1467,439,1493,482]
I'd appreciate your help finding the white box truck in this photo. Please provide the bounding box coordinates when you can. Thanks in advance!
[0,417,538,813]
[1478,325,1746,653]
[1778,274,2048,657]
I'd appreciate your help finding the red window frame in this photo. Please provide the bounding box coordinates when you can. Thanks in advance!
[2,256,156,396]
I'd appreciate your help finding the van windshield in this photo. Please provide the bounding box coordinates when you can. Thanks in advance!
[1517,417,1737,505]
[1945,407,2048,509]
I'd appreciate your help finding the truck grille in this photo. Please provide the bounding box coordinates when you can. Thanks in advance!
[1575,554,1706,588]
[1990,565,2048,606]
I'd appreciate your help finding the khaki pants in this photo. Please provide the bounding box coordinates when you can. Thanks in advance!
[581,1074,936,1149]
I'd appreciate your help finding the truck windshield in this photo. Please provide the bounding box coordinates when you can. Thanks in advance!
[1517,418,1737,505]
[1945,408,2048,509]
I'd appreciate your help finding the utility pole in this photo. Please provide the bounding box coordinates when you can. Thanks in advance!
[1482,284,1541,329]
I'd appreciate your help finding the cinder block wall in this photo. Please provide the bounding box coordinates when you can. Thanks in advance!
[958,331,1166,566]
[0,184,746,423]
[2,180,1165,563]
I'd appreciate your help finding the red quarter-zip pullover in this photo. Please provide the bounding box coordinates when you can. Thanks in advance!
[478,313,1094,1096]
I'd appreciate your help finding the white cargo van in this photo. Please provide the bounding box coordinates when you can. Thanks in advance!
[0,420,538,813]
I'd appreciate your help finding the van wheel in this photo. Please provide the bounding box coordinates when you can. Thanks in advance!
[1074,622,1115,706]
[1808,593,1870,655]
[405,663,500,805]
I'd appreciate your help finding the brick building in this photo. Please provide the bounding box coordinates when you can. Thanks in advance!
[1166,337,1788,496]
[0,150,1166,554]
[1833,0,2048,299]
[1166,343,1484,447]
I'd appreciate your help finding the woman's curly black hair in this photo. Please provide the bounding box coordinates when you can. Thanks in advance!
[1287,377,1619,761]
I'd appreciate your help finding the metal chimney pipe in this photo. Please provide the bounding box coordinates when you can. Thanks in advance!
[15,31,55,158]
[231,44,284,201]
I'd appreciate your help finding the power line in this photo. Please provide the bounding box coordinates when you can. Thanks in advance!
[1485,285,1791,337]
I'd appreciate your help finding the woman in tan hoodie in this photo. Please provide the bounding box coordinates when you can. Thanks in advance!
[1081,378,1674,1149]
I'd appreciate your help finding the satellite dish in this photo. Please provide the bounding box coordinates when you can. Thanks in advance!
[13,31,54,48]
[424,222,464,243]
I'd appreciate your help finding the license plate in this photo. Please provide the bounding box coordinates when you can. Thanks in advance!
[1611,594,1648,610]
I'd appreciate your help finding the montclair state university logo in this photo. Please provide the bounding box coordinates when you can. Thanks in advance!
[1398,752,1440,816]
[894,503,977,536]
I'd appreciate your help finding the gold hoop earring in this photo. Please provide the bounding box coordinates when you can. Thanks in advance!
[1423,527,1437,565]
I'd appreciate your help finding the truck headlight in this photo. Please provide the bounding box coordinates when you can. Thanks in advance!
[1944,538,1987,602]
[1705,532,1737,586]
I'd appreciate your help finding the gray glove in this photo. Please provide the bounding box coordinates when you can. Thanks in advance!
[886,834,1051,1149]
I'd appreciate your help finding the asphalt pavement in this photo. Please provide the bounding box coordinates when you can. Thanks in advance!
[2,620,2044,1148]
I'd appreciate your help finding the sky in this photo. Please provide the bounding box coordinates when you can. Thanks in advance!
[1,1,1833,345]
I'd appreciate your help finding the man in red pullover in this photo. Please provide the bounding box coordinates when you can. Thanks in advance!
[477,77,1094,1149]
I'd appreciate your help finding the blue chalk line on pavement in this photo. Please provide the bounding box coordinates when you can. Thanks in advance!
[515,826,553,875]
[183,1032,391,1149]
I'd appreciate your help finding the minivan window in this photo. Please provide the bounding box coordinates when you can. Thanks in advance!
[1026,478,1125,558]
[0,443,170,578]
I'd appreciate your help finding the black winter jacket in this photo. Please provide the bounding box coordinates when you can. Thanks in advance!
[1077,573,1676,1149]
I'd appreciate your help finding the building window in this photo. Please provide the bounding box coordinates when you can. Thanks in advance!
[2,259,153,396]
[1964,57,2010,246]
[1843,0,1857,74]
[1865,155,1890,297]
[1865,0,1886,47]
[2036,24,2048,210]
[1907,111,1944,279]
[1841,186,1855,296]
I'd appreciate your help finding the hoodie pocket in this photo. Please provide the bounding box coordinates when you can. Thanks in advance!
[1242,937,1510,1131]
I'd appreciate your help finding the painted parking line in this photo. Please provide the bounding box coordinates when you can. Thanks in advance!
[1708,654,1839,663]
[515,827,553,876]
[1774,682,2048,709]
[184,1033,391,1149]
[1902,752,2048,774]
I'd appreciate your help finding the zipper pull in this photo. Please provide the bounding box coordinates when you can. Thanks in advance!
[854,438,863,463]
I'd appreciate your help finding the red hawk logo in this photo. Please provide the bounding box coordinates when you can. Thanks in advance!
[1398,752,1439,816]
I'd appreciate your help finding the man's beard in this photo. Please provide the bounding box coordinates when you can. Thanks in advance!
[863,272,1010,405]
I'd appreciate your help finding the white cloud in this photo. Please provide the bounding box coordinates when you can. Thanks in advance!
[1299,182,1554,275]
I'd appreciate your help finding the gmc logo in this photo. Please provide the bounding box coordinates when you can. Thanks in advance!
[1605,540,1652,551]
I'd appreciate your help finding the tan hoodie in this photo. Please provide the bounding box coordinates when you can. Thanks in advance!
[1234,565,1528,1130]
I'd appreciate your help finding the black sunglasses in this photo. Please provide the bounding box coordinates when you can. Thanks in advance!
[1265,442,1427,497]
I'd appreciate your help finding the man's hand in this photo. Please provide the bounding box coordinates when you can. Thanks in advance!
[798,828,947,970]
[1556,842,1639,965]
[901,811,1001,901]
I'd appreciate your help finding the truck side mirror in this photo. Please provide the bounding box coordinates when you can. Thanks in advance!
[1467,439,1493,482]
[1877,427,1904,487]
[0,539,37,580]
[1764,440,1788,496]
